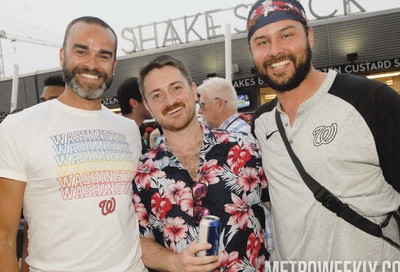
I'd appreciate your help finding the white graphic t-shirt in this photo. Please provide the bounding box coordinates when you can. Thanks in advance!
[0,100,147,272]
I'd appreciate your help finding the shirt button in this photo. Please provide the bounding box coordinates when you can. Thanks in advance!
[284,123,289,127]
[289,140,293,144]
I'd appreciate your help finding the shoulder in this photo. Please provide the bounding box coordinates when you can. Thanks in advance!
[141,142,168,161]
[103,108,139,131]
[1,102,50,128]
[251,98,278,138]
[329,73,400,113]
[231,117,251,135]
[209,127,258,148]
[252,98,278,121]
[330,73,398,99]
[103,107,131,122]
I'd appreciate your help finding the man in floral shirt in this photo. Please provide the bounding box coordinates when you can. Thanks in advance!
[133,54,269,272]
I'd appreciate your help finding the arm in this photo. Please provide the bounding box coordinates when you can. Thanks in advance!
[140,237,219,272]
[0,177,25,272]
[375,85,400,192]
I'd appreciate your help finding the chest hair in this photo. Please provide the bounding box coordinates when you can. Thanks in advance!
[175,147,200,181]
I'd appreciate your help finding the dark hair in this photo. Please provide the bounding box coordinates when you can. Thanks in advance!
[139,124,146,137]
[62,16,118,56]
[138,55,192,99]
[44,74,65,87]
[117,77,143,115]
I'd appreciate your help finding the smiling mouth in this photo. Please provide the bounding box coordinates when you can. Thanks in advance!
[166,107,183,115]
[271,60,291,68]
[80,73,100,79]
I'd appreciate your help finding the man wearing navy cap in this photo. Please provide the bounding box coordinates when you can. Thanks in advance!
[248,0,400,264]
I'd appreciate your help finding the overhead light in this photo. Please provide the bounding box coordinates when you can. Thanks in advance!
[264,94,276,100]
[386,79,394,85]
[367,72,400,79]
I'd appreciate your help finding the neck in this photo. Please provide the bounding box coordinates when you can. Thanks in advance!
[58,88,102,110]
[276,68,326,125]
[215,110,236,128]
[164,118,202,154]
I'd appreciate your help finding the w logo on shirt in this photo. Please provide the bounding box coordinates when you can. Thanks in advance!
[313,123,338,146]
[99,197,116,216]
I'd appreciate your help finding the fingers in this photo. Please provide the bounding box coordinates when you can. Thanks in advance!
[188,240,211,255]
[178,256,219,272]
[175,241,219,272]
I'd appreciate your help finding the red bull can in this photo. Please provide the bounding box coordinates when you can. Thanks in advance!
[197,215,220,256]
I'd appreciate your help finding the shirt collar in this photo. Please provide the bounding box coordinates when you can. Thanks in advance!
[219,113,240,130]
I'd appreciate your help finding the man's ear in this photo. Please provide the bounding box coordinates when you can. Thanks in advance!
[308,26,314,48]
[59,48,64,66]
[191,82,198,99]
[129,98,138,109]
[217,98,226,112]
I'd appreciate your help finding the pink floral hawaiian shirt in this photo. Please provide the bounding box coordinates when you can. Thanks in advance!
[133,124,269,271]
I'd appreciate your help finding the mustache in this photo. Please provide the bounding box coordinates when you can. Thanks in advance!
[162,102,186,115]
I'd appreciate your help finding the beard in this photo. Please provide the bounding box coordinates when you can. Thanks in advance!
[156,101,196,132]
[62,61,113,100]
[259,42,312,92]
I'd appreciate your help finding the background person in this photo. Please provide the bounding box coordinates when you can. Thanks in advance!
[197,77,251,135]
[198,76,274,252]
[0,16,147,271]
[248,0,400,263]
[133,54,269,272]
[117,76,153,154]
[40,74,65,102]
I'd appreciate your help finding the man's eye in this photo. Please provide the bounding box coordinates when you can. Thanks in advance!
[152,93,161,100]
[100,55,111,60]
[282,33,293,39]
[258,41,268,46]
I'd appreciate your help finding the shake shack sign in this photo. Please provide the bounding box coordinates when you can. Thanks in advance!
[121,0,368,54]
